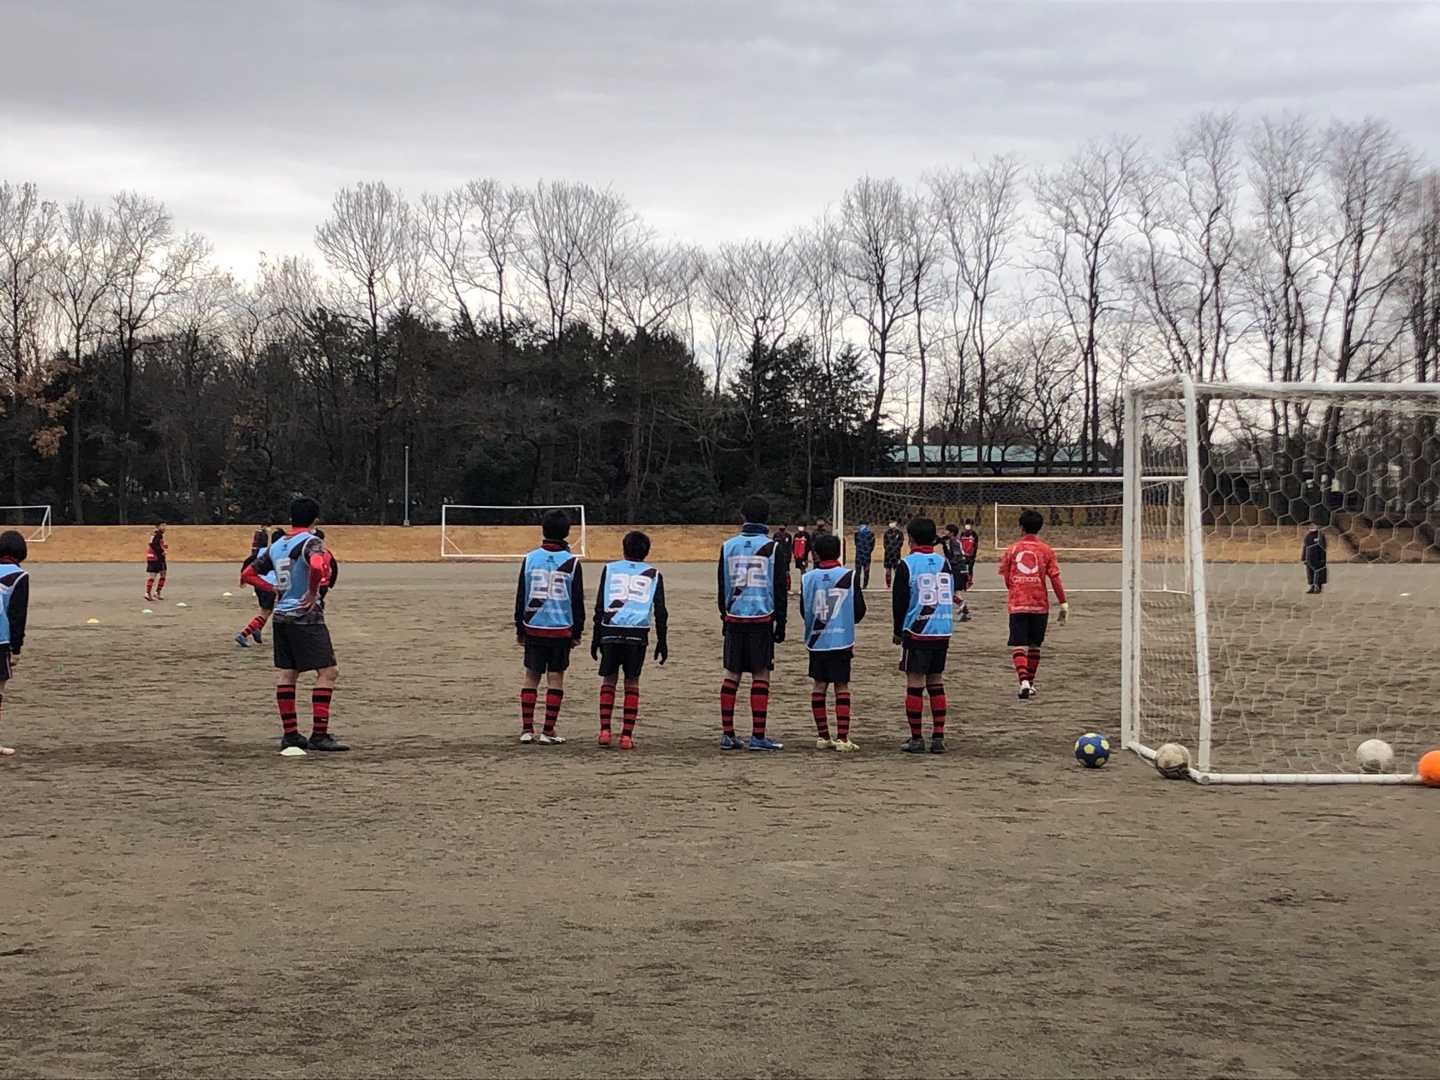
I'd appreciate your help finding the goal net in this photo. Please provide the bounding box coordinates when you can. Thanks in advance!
[0,505,52,543]
[1123,377,1439,785]
[440,504,588,560]
[832,476,1182,589]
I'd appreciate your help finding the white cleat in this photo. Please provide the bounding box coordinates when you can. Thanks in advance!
[519,731,535,744]
[833,739,860,753]
[539,731,566,745]
[1018,680,1033,700]
[816,737,835,750]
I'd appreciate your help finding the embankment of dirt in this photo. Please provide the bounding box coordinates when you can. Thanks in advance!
[29,525,742,563]
[26,522,1408,564]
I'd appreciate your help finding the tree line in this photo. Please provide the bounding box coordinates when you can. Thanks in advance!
[2,110,1438,525]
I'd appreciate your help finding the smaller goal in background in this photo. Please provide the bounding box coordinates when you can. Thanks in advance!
[0,505,53,543]
[439,504,588,560]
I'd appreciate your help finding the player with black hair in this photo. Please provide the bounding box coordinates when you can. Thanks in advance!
[145,523,168,601]
[853,521,876,588]
[956,518,980,621]
[999,509,1069,700]
[717,494,788,750]
[591,530,668,749]
[881,520,904,588]
[0,530,30,757]
[891,516,953,754]
[242,496,346,752]
[802,531,865,752]
[515,508,585,744]
[235,528,286,648]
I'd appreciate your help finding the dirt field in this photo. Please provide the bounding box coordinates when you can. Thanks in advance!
[3,562,1439,1078]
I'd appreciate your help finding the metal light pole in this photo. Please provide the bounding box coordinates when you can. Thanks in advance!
[403,444,412,527]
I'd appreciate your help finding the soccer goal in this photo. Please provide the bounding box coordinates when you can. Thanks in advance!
[832,476,1183,590]
[0,505,53,543]
[440,503,588,560]
[1122,376,1440,785]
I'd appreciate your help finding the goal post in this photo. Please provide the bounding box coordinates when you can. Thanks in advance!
[440,504,588,560]
[0,505,52,543]
[831,475,1183,590]
[1122,375,1438,785]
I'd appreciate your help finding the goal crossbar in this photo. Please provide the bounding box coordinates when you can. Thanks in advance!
[440,503,588,560]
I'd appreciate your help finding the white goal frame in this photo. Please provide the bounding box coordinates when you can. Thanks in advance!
[1121,375,1430,786]
[0,504,52,543]
[439,503,588,560]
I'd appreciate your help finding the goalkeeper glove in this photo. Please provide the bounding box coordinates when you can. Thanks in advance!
[1058,602,1070,626]
[654,641,668,665]
[590,638,600,661]
[772,624,785,645]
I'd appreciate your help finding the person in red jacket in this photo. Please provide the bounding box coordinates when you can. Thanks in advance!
[145,524,168,601]
[999,509,1068,701]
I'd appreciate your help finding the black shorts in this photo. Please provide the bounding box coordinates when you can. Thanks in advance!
[723,624,775,675]
[524,637,573,674]
[883,557,900,570]
[807,649,853,684]
[1008,612,1049,648]
[146,559,167,574]
[0,646,12,682]
[899,640,949,675]
[273,621,337,672]
[598,641,647,680]
[255,588,275,612]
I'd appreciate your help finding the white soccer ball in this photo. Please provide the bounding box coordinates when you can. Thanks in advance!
[1356,739,1395,774]
[1154,743,1191,780]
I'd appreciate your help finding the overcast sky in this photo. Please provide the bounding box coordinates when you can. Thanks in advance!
[4,0,1438,274]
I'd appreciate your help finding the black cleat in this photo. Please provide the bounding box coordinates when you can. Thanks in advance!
[251,629,264,645]
[280,731,309,752]
[929,736,947,754]
[901,736,927,753]
[308,732,350,752]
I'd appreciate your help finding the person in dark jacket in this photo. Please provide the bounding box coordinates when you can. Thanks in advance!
[881,521,905,588]
[853,522,876,588]
[1302,523,1328,595]
[0,530,30,756]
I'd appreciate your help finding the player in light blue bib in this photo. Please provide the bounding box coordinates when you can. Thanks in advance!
[800,532,866,752]
[590,531,669,750]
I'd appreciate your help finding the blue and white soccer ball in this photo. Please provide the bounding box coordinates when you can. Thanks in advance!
[1074,732,1111,768]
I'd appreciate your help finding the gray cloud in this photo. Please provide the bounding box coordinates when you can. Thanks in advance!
[4,0,1438,271]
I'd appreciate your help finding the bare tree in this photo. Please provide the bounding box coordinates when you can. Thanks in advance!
[110,191,208,522]
[837,177,918,459]
[1033,136,1141,470]
[704,238,804,478]
[932,155,1024,471]
[47,198,117,520]
[521,180,607,352]
[315,181,415,516]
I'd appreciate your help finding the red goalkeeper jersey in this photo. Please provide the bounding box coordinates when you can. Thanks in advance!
[999,535,1066,614]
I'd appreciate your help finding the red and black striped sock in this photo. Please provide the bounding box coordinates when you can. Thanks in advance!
[622,686,639,737]
[750,679,770,739]
[1026,648,1042,682]
[146,576,155,596]
[242,615,264,638]
[720,677,738,735]
[599,683,616,732]
[311,687,333,736]
[811,691,830,740]
[1011,648,1029,683]
[905,687,924,739]
[836,691,852,742]
[928,682,947,738]
[276,684,298,735]
[543,687,564,734]
[520,687,537,733]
